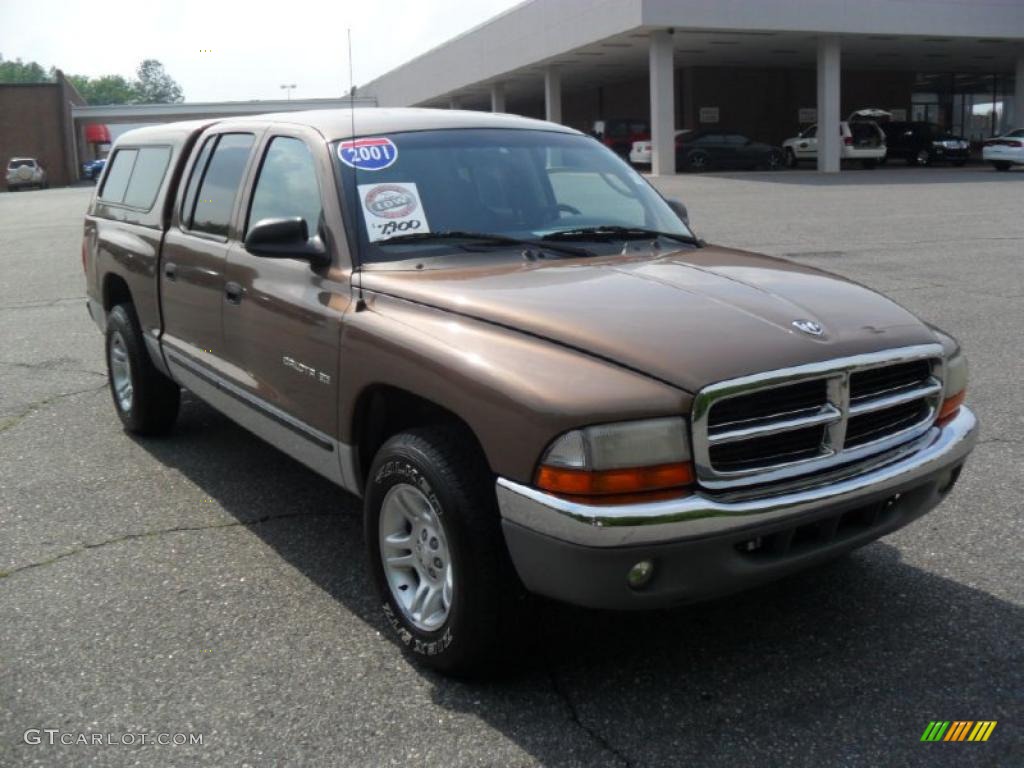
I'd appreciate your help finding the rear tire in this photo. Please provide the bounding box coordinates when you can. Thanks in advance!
[913,149,931,167]
[861,159,877,170]
[952,161,966,167]
[992,161,1012,172]
[765,150,783,170]
[105,304,180,435]
[685,151,711,172]
[364,427,526,677]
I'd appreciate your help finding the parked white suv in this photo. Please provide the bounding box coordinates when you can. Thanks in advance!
[6,158,48,191]
[783,109,888,169]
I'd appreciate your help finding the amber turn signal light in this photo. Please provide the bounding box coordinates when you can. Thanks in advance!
[937,389,965,425]
[536,462,694,497]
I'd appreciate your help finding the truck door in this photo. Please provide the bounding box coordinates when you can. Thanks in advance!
[220,129,351,445]
[160,130,258,371]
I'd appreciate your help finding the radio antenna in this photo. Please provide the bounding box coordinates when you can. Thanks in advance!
[347,27,366,307]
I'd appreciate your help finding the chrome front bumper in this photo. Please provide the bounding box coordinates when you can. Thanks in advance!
[496,406,977,549]
[497,407,976,609]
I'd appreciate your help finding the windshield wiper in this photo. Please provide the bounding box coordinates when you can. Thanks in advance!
[542,226,701,247]
[377,230,594,258]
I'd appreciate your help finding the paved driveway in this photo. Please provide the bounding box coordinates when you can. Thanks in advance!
[1,169,1021,766]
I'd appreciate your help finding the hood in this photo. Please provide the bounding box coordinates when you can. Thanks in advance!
[359,246,938,393]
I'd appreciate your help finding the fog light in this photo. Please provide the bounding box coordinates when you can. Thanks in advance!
[627,560,654,590]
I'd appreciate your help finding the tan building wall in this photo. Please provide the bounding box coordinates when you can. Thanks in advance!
[0,71,85,188]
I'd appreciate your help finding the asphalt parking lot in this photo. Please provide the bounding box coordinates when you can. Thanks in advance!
[1,167,1021,767]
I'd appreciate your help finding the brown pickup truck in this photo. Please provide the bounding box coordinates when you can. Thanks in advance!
[83,109,977,675]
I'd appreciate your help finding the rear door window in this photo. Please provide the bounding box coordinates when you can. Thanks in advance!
[188,133,255,237]
[99,149,138,203]
[122,147,172,209]
[180,136,215,227]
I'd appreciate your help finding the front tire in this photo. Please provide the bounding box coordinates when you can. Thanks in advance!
[913,149,931,167]
[105,304,180,435]
[364,427,524,676]
[784,148,798,168]
[992,161,1012,172]
[765,150,783,170]
[861,159,877,170]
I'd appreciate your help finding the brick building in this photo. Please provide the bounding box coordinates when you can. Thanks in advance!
[0,70,85,188]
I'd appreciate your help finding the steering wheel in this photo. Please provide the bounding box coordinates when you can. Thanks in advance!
[556,203,582,216]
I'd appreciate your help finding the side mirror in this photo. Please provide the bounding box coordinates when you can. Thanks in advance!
[245,217,328,265]
[666,198,690,226]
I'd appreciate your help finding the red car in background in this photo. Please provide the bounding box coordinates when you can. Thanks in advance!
[592,118,650,157]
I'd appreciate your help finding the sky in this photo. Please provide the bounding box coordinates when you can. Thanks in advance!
[0,0,523,102]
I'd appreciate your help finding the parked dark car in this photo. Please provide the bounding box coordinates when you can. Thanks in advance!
[677,131,784,172]
[81,158,106,181]
[883,122,970,166]
[592,118,650,158]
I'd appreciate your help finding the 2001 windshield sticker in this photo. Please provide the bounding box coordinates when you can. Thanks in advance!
[358,183,430,242]
[338,137,398,170]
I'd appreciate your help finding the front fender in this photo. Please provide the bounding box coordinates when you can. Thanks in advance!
[338,292,690,484]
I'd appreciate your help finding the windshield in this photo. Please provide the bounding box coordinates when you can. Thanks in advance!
[333,128,693,264]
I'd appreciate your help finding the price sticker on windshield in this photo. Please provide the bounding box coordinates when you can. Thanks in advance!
[338,137,398,170]
[358,182,430,242]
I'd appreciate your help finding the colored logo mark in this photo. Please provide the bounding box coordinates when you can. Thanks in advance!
[920,721,997,742]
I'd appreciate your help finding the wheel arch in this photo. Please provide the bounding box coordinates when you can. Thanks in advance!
[351,384,491,489]
[102,272,133,312]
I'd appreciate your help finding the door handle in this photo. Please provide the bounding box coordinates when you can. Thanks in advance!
[164,262,177,281]
[224,281,243,304]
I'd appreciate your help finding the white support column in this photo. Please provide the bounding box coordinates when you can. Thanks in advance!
[1014,56,1024,132]
[448,95,462,110]
[544,67,562,124]
[490,82,506,113]
[816,36,842,173]
[649,29,676,176]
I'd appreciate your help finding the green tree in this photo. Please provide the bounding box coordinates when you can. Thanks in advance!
[133,59,183,104]
[0,55,51,83]
[70,74,137,105]
[1,55,185,105]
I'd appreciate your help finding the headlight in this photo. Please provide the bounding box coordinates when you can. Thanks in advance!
[943,348,967,400]
[536,417,693,499]
[929,326,968,424]
[938,347,968,423]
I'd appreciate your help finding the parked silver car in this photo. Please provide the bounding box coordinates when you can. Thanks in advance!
[6,158,48,191]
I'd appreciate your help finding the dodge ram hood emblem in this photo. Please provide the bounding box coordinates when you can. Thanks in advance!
[792,319,824,336]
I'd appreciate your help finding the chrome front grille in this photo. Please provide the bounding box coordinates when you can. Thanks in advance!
[691,345,945,490]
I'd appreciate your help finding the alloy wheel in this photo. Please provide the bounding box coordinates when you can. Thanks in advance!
[379,483,454,632]
[109,331,133,412]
